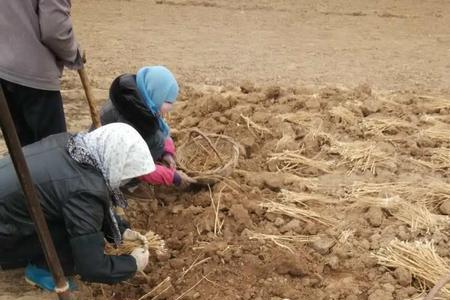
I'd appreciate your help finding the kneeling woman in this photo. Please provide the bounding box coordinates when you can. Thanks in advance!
[0,123,155,290]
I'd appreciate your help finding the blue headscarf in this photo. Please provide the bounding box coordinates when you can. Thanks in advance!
[136,66,179,137]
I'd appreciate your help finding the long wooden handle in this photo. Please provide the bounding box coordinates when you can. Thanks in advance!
[77,67,101,129]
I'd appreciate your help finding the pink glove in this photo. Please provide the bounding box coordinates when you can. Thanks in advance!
[140,164,176,186]
[163,137,176,157]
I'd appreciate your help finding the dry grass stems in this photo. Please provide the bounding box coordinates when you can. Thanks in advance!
[248,230,319,253]
[375,239,450,298]
[260,201,335,226]
[338,229,355,244]
[208,186,225,237]
[240,114,271,138]
[268,150,333,175]
[178,255,212,284]
[329,141,395,174]
[137,277,172,300]
[105,230,167,256]
[277,111,320,125]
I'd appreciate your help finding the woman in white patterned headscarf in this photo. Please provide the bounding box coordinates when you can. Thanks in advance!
[0,123,155,290]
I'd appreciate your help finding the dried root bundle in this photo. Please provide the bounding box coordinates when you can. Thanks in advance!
[351,194,449,232]
[329,141,395,174]
[419,125,450,144]
[260,201,335,226]
[278,189,340,206]
[375,239,450,298]
[349,181,450,208]
[105,230,167,256]
[248,230,319,253]
[361,117,416,136]
[268,150,333,175]
[410,148,450,171]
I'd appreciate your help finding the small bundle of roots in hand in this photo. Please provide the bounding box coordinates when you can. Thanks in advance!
[105,230,167,256]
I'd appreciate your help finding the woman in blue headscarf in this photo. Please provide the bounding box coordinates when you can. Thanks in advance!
[98,66,196,189]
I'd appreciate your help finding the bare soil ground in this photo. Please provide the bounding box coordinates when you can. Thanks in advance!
[1,0,450,299]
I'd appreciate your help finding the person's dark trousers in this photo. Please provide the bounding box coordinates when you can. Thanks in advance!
[0,78,67,146]
[0,226,75,275]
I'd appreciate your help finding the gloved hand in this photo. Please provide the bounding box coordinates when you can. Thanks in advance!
[130,247,150,272]
[176,170,197,189]
[123,229,147,243]
[162,154,176,169]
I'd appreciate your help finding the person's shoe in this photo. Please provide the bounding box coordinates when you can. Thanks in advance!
[24,264,76,292]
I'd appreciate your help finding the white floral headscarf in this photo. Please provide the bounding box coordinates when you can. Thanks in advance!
[66,123,155,244]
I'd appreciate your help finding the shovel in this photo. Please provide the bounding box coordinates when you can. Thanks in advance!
[77,52,101,129]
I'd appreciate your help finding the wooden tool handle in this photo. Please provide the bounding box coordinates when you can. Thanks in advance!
[78,67,101,129]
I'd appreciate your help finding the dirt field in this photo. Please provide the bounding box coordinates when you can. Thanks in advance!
[1,0,450,299]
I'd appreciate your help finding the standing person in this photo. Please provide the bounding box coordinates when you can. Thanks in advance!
[0,123,155,290]
[99,65,196,189]
[0,0,82,146]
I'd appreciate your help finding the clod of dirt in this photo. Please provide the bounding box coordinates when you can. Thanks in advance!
[311,236,336,255]
[274,257,307,277]
[366,207,384,227]
[240,135,257,158]
[368,289,394,300]
[439,200,450,215]
[326,256,340,270]
[354,83,372,96]
[280,219,301,234]
[360,100,382,117]
[240,81,256,94]
[265,86,281,100]
[394,267,412,287]
[179,115,200,128]
[274,217,285,227]
[230,204,253,229]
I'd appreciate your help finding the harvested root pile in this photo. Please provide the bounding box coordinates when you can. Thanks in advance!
[177,129,239,184]
[349,181,450,209]
[268,150,333,175]
[278,189,340,206]
[328,141,395,174]
[375,239,450,298]
[105,230,167,256]
[361,117,416,137]
[247,230,319,253]
[410,148,450,171]
[352,195,450,232]
[260,201,335,226]
[419,125,450,144]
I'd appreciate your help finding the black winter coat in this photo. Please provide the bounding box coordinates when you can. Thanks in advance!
[101,74,165,160]
[0,133,137,284]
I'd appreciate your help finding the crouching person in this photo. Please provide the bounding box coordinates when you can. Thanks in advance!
[99,65,196,190]
[0,123,155,290]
